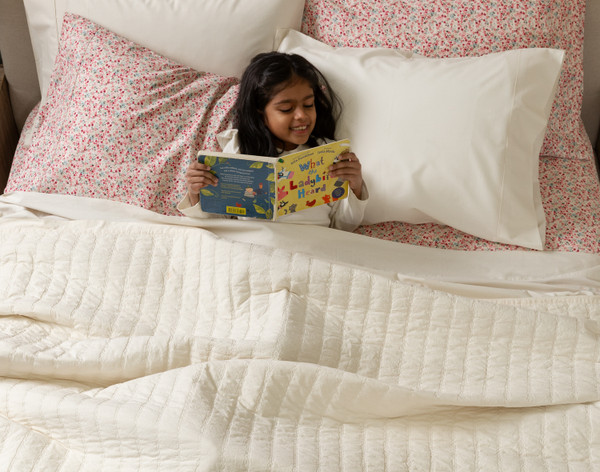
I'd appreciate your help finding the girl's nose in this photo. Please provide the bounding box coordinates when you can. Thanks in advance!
[294,107,307,120]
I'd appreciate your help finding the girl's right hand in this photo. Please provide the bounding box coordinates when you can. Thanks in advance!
[185,162,219,206]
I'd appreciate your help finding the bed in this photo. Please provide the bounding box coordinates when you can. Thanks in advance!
[0,0,599,470]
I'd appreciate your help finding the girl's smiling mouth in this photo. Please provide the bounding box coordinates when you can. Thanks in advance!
[291,125,310,133]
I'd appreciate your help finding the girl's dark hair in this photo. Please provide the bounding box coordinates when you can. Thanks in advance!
[234,51,341,156]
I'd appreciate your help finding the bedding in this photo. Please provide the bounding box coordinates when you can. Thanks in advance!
[302,0,592,161]
[0,196,599,470]
[8,12,599,252]
[23,0,306,102]
[276,29,563,249]
[5,13,238,216]
[1,0,600,469]
[357,156,600,252]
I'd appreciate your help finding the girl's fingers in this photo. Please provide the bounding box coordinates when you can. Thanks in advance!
[330,170,359,182]
[186,169,219,190]
[189,161,212,170]
[186,163,218,204]
[328,154,363,196]
[189,175,218,188]
[328,154,361,175]
[328,163,361,179]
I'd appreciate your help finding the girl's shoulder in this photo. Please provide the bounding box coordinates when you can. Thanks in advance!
[319,137,335,145]
[216,130,334,156]
[217,128,240,154]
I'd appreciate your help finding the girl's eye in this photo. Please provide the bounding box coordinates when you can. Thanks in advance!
[277,103,313,113]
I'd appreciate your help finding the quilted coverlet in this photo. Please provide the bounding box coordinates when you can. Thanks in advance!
[0,217,599,470]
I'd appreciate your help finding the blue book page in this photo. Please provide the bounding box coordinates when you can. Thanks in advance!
[198,153,276,219]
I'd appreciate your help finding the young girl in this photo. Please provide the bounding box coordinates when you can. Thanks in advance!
[178,52,368,231]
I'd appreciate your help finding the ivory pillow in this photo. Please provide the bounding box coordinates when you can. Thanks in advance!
[300,0,590,160]
[277,29,564,249]
[23,0,305,103]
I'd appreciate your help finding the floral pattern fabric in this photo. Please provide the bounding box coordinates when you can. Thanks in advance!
[355,157,600,252]
[6,9,600,252]
[5,13,238,216]
[301,0,592,160]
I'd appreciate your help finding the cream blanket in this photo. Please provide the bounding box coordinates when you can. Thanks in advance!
[0,215,599,470]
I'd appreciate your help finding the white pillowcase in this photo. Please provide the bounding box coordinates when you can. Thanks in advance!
[276,29,564,250]
[23,0,305,103]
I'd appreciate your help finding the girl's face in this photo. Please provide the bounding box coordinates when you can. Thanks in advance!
[262,78,317,151]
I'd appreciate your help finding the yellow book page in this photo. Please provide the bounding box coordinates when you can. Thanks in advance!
[276,139,350,218]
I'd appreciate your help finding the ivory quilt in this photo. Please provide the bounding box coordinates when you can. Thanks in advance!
[0,214,599,470]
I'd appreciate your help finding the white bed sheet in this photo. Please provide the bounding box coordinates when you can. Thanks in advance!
[1,191,600,299]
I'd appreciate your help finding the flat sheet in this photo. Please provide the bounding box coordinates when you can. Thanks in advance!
[2,192,600,299]
[0,196,599,470]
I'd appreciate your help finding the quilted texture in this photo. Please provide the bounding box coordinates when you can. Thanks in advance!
[5,13,238,215]
[0,217,599,469]
[301,0,592,160]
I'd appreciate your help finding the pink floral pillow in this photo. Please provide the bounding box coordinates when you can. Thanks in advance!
[6,13,238,215]
[301,0,591,160]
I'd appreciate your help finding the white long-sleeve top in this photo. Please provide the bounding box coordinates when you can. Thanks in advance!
[177,129,369,231]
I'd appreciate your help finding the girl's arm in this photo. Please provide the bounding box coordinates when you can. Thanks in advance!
[329,181,369,231]
[328,153,363,199]
[185,162,219,206]
[328,152,369,231]
[178,128,239,219]
[177,161,224,218]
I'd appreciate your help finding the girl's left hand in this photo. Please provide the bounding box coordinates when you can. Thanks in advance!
[328,152,363,199]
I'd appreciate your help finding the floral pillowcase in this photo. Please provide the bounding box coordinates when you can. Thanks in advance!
[6,13,239,216]
[6,2,595,240]
[301,0,592,160]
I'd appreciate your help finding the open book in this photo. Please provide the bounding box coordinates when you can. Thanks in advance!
[197,139,350,219]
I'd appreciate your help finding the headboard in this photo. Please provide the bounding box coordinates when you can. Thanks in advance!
[1,0,599,153]
[583,0,600,152]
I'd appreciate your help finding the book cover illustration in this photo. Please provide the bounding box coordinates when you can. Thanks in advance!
[275,139,349,217]
[197,139,350,220]
[198,154,276,219]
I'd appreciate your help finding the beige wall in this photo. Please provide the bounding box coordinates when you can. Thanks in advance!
[0,0,41,131]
